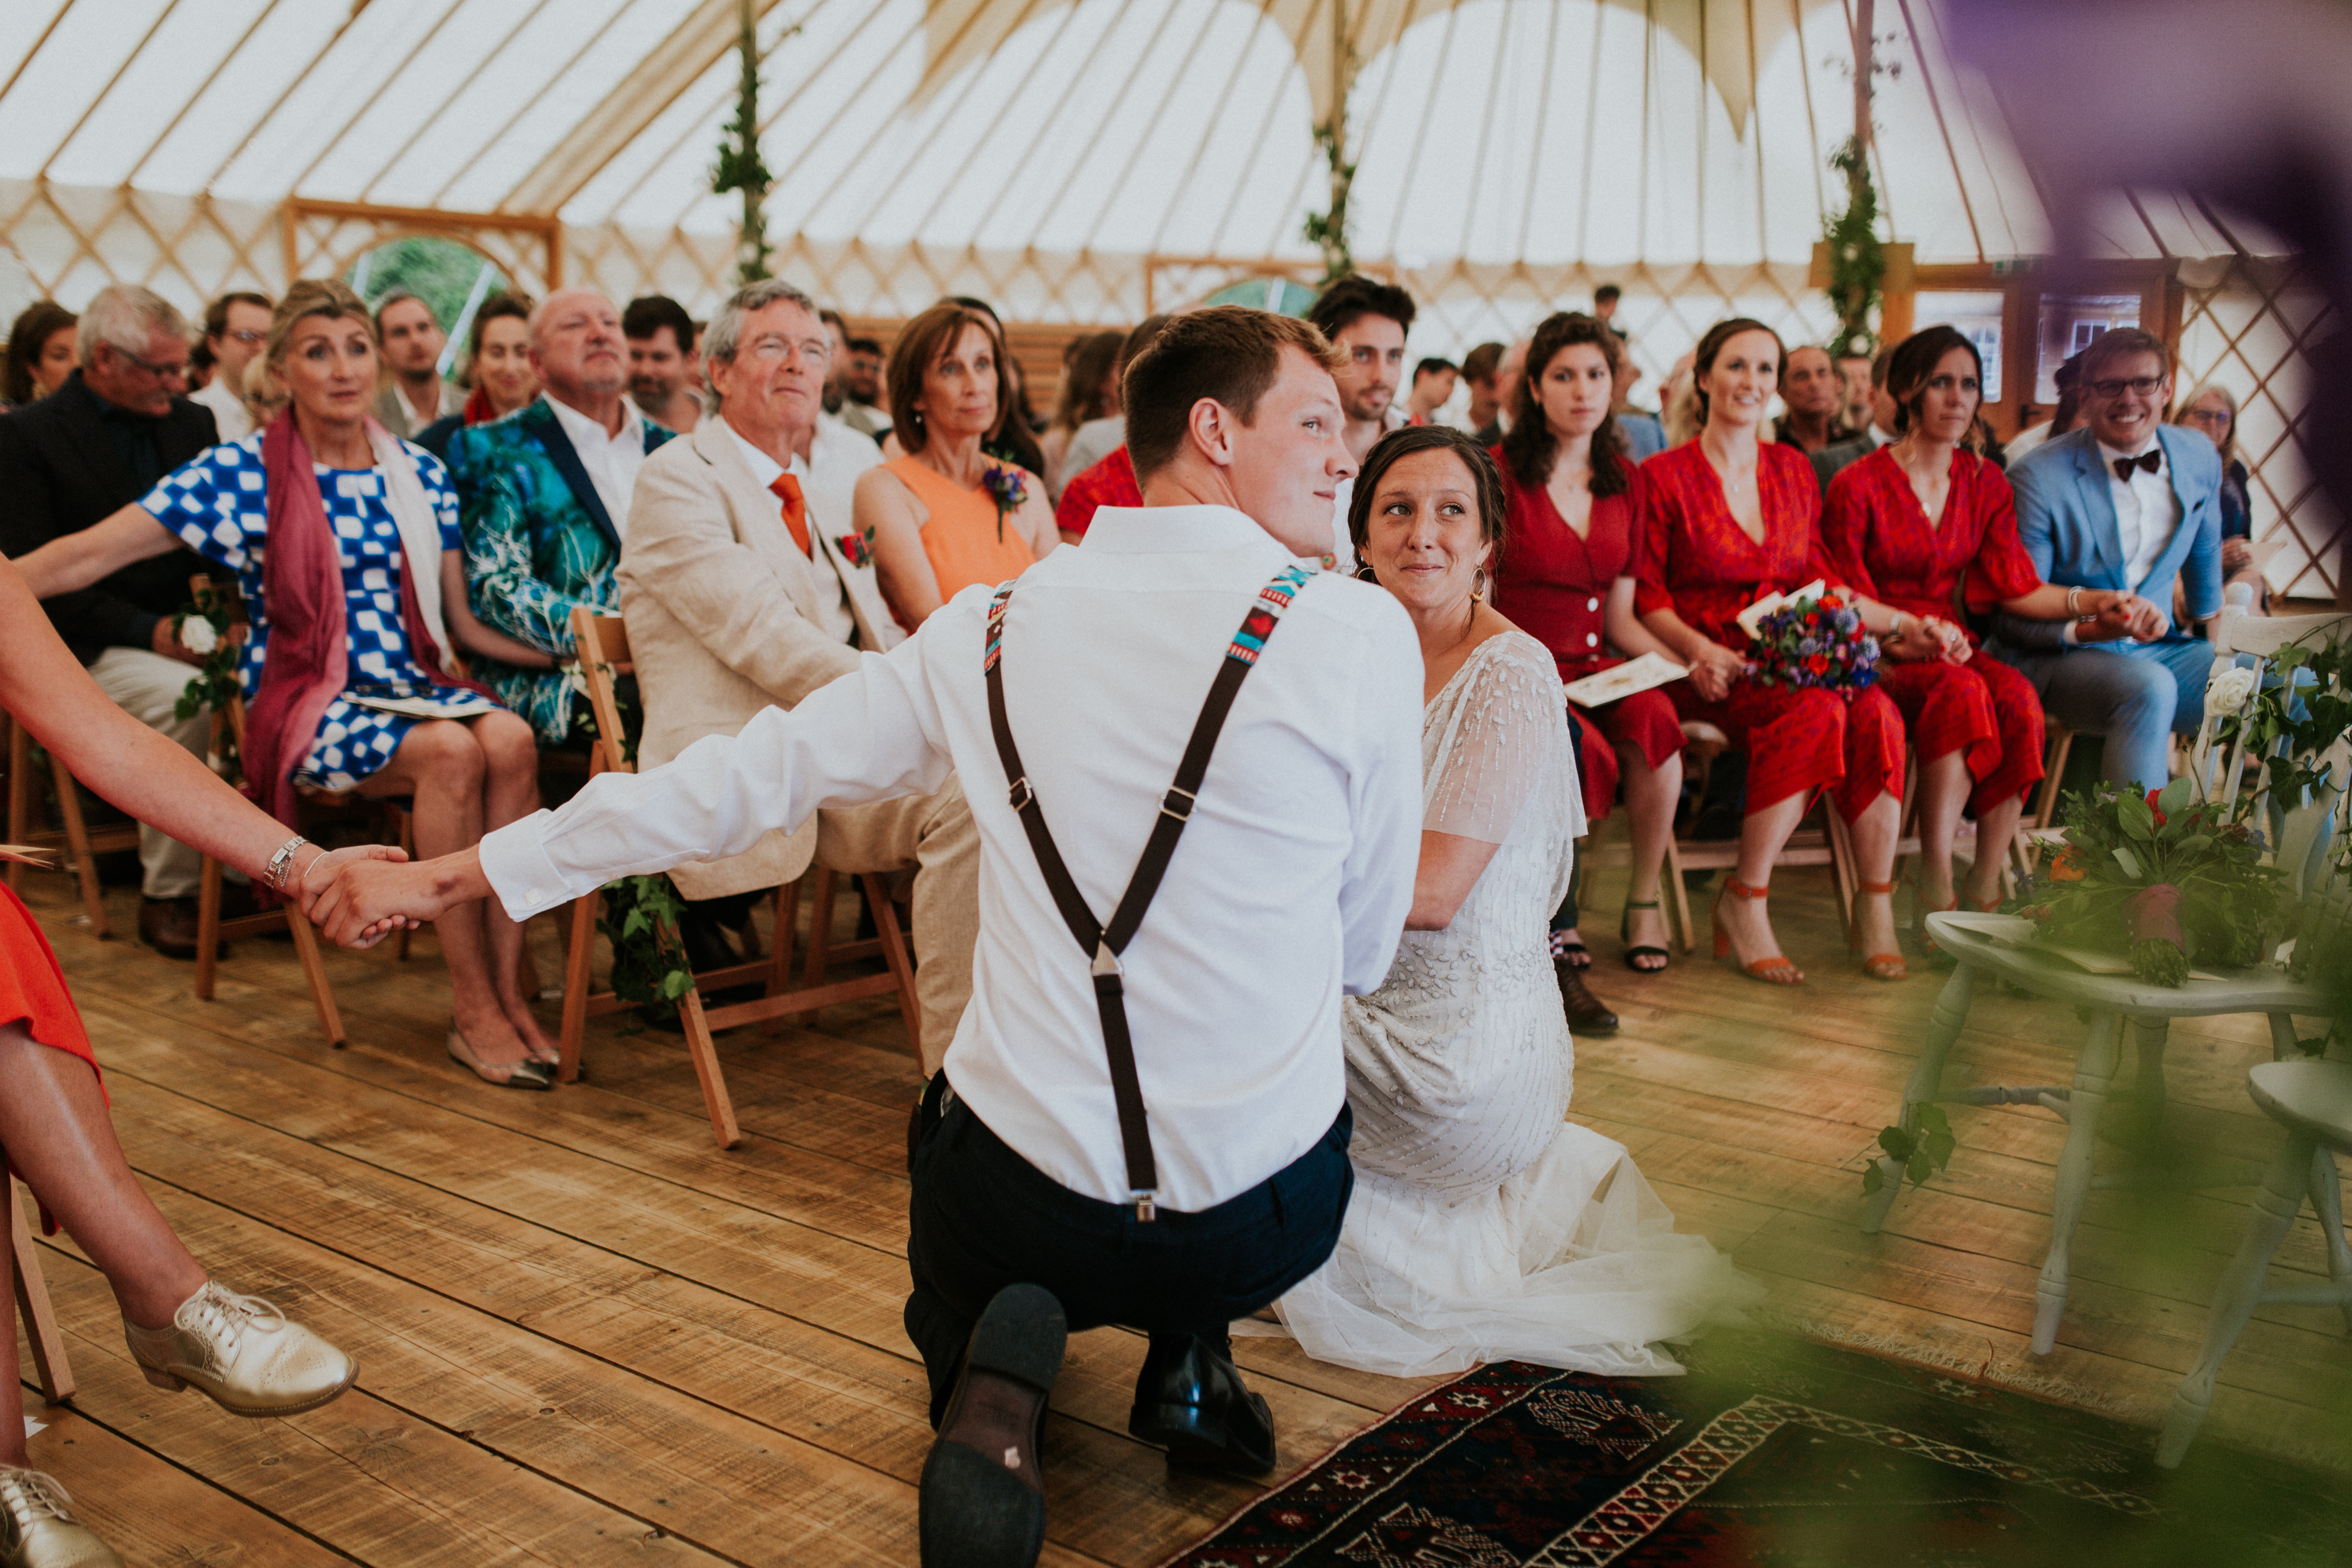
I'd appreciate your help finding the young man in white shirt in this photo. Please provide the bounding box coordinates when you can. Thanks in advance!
[307,307,1426,1567]
[187,291,271,442]
[371,291,464,438]
[1310,275,1417,575]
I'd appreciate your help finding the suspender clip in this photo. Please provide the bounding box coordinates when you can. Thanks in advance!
[1008,776,1034,812]
[1132,1191,1158,1222]
[1160,784,1196,821]
[1091,942,1123,978]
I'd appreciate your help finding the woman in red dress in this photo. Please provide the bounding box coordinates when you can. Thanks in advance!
[1634,319,1959,986]
[0,556,383,1565]
[1492,312,1684,972]
[1822,327,2136,931]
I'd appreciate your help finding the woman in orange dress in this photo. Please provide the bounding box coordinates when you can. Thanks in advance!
[856,300,1059,630]
[1634,319,1967,986]
[0,553,386,1565]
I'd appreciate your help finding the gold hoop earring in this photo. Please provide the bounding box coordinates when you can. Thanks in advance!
[1471,565,1488,602]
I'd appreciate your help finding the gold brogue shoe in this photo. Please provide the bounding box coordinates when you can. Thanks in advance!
[0,1467,123,1568]
[124,1281,358,1418]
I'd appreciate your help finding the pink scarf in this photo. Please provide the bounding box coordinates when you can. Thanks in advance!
[243,408,492,847]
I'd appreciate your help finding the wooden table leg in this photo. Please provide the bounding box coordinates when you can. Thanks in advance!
[1862,960,1978,1233]
[2034,1010,2118,1355]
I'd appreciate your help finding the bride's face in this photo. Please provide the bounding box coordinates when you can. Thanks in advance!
[1362,447,1492,619]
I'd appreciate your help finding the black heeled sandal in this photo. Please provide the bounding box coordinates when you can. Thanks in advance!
[1620,897,1671,972]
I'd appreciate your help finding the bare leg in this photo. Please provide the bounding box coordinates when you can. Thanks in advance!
[361,721,528,1069]
[1719,791,1809,968]
[1845,789,1903,959]
[0,1027,206,1334]
[1618,743,1681,969]
[1913,750,1971,913]
[470,712,557,1064]
[1967,795,2025,909]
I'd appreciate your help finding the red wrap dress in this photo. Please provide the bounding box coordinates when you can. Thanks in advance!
[0,882,99,1073]
[1632,441,1904,822]
[1820,446,2047,814]
[1490,456,1684,823]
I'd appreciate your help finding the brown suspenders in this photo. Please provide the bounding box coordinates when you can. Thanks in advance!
[981,564,1316,1220]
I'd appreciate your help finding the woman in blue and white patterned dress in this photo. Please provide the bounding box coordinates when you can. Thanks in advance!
[14,280,564,1090]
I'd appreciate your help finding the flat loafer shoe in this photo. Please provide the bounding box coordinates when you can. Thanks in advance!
[124,1280,359,1419]
[920,1284,1066,1568]
[0,1468,122,1568]
[1128,1338,1278,1477]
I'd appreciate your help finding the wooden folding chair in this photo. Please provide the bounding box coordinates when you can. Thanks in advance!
[3,711,141,940]
[10,1181,73,1405]
[561,607,921,1148]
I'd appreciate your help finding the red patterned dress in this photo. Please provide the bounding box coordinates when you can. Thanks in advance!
[1821,445,2046,814]
[1491,454,1683,823]
[1632,441,1904,821]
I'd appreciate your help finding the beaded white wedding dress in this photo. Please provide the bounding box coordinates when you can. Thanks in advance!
[1265,630,1754,1380]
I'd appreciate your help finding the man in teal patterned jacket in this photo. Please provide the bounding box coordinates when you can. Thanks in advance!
[446,289,679,744]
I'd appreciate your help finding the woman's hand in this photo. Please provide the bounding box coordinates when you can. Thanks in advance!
[1687,640,1745,702]
[304,847,493,948]
[1899,615,1971,665]
[294,844,416,946]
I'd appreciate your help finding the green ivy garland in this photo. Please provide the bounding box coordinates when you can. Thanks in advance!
[1302,115,1358,284]
[711,0,778,287]
[1823,137,1885,362]
[571,656,696,1027]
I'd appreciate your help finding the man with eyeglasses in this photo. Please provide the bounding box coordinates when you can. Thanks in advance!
[609,278,976,1063]
[1987,327,2223,791]
[0,283,230,957]
[187,291,272,441]
[1308,274,1417,575]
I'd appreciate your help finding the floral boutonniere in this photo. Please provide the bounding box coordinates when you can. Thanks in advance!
[981,464,1027,543]
[837,527,875,569]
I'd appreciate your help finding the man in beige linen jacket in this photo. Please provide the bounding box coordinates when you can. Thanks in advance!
[617,279,980,1069]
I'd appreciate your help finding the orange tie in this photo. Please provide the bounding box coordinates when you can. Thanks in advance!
[769,472,811,557]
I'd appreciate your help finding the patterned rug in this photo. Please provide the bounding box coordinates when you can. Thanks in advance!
[1167,1332,2352,1567]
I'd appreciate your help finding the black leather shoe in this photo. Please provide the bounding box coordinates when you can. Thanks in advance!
[1555,960,1619,1035]
[920,1284,1065,1568]
[138,896,204,961]
[1128,1336,1277,1477]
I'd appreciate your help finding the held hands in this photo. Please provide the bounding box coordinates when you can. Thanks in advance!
[2079,591,2166,643]
[292,845,416,948]
[303,851,480,949]
[1688,641,1747,702]
[1885,615,1971,665]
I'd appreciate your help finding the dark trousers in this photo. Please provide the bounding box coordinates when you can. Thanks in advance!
[905,1083,1353,1426]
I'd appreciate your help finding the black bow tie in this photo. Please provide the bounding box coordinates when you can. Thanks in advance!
[2112,449,2162,482]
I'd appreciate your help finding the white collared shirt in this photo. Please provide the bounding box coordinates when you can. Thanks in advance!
[190,376,254,442]
[720,417,860,648]
[543,392,648,540]
[2099,435,2181,594]
[479,504,1425,1212]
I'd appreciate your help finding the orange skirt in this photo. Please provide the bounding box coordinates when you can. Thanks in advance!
[0,882,97,1074]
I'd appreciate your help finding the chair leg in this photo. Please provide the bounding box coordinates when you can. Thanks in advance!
[800,867,839,1025]
[2159,1128,2316,1467]
[760,878,800,1038]
[48,765,110,940]
[195,855,224,1001]
[284,907,346,1048]
[1863,961,1978,1233]
[9,1182,73,1405]
[674,985,743,1150]
[863,872,922,1061]
[558,889,599,1084]
[2034,1011,2120,1355]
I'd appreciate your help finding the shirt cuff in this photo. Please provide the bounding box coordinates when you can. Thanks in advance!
[478,808,573,922]
[2061,620,2079,646]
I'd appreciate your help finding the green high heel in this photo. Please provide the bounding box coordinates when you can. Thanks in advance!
[1620,897,1671,973]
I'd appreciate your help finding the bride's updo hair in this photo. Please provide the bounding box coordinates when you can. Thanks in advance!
[1346,424,1507,555]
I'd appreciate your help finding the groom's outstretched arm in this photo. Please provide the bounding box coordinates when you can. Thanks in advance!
[307,635,954,944]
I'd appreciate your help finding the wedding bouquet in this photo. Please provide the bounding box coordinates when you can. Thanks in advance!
[1745,589,1880,696]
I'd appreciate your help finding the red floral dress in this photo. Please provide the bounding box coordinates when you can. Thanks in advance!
[1491,456,1683,823]
[1822,446,2047,814]
[1632,442,1904,821]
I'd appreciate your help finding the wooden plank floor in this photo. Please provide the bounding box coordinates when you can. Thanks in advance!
[11,853,2352,1566]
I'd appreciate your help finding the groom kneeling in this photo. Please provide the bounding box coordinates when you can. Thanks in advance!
[308,307,1424,1568]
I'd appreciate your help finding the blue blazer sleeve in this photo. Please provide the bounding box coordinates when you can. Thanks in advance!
[2006,448,2061,583]
[2172,433,2224,623]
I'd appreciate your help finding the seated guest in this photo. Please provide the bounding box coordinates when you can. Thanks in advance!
[946,295,1049,477]
[1041,328,1123,498]
[11,280,562,1089]
[1055,314,1168,489]
[445,288,678,746]
[1267,424,1752,1379]
[3,301,78,406]
[0,284,225,959]
[1612,353,1667,461]
[1052,313,1176,542]
[1634,319,1919,986]
[857,300,1058,630]
[2005,353,2083,464]
[188,291,272,441]
[1823,328,2140,928]
[307,306,1421,1566]
[614,279,975,1070]
[1836,349,1875,435]
[1451,339,1506,438]
[1491,313,1684,986]
[1773,343,1850,454]
[371,290,464,439]
[1310,275,1418,572]
[624,294,702,434]
[1987,329,2219,791]
[414,292,537,458]
[1811,345,1896,489]
[1403,356,1457,425]
[837,334,891,440]
[2175,381,2265,610]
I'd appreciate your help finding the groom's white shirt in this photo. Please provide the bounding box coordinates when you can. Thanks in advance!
[480,504,1424,1211]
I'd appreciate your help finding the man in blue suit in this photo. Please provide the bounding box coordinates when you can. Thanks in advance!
[1986,329,2222,791]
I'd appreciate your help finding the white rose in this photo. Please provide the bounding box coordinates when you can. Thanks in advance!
[179,617,220,655]
[2204,665,2257,718]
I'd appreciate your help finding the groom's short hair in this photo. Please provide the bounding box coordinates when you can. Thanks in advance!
[1124,307,1346,479]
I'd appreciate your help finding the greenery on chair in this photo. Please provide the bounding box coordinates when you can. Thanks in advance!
[172,583,245,762]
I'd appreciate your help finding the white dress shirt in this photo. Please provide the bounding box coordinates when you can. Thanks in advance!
[720,418,860,649]
[2099,436,2182,594]
[480,504,1425,1212]
[544,392,649,540]
[190,376,254,442]
[805,410,885,552]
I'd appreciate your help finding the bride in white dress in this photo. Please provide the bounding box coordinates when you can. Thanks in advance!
[1267,426,1755,1380]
